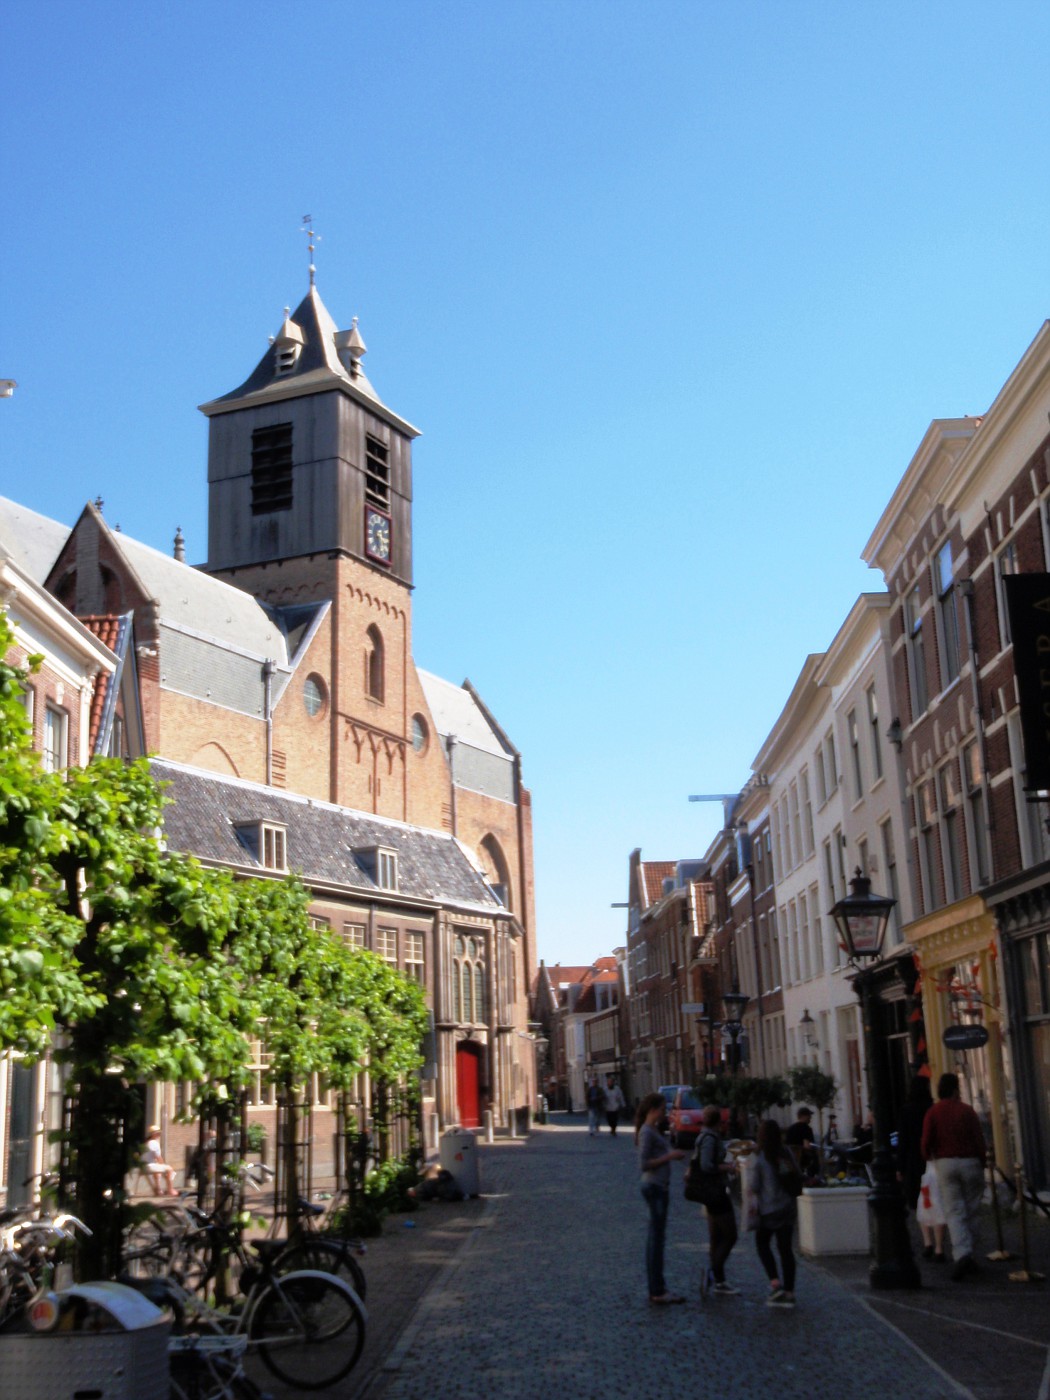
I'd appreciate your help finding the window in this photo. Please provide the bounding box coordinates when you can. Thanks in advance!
[341,922,366,949]
[963,743,989,887]
[251,423,293,515]
[907,585,928,717]
[376,848,398,890]
[996,541,1018,649]
[262,823,287,871]
[303,674,327,718]
[19,683,34,733]
[936,542,961,684]
[866,685,883,782]
[815,745,827,805]
[42,704,68,771]
[411,714,429,753]
[823,730,838,796]
[375,927,398,964]
[365,435,390,510]
[939,763,963,901]
[405,930,425,982]
[365,625,384,702]
[308,914,331,931]
[917,781,940,911]
[247,1038,276,1108]
[790,784,802,866]
[801,770,814,857]
[848,709,863,800]
[880,819,902,944]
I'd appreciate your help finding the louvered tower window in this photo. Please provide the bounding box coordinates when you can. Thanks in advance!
[251,424,293,514]
[365,435,390,509]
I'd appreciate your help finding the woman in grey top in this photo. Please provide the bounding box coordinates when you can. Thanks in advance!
[746,1118,800,1308]
[635,1092,686,1304]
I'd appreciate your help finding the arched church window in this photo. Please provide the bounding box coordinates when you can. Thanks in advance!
[365,625,385,702]
[474,964,486,1023]
[479,835,511,908]
[462,962,474,1023]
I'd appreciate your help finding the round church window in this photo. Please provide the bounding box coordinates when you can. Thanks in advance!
[303,674,327,718]
[411,714,429,753]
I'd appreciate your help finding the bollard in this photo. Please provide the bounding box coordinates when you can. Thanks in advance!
[508,1107,517,1140]
[483,1108,494,1143]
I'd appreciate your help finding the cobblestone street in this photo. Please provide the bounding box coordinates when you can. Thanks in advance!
[362,1118,1040,1400]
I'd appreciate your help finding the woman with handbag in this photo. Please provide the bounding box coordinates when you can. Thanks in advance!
[746,1118,802,1308]
[635,1092,687,1305]
[690,1105,739,1296]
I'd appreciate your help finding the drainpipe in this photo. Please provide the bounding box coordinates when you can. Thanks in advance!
[446,734,458,837]
[262,659,275,787]
[960,578,996,883]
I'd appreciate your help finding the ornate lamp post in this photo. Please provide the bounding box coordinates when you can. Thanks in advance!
[722,990,749,1074]
[830,869,920,1290]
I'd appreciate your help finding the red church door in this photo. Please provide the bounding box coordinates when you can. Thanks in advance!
[456,1044,481,1128]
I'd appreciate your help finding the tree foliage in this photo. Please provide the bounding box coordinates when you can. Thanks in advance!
[0,616,428,1275]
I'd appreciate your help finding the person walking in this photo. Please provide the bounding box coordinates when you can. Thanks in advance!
[635,1091,686,1305]
[693,1104,739,1296]
[747,1118,801,1308]
[921,1072,986,1280]
[897,1075,945,1262]
[604,1074,626,1136]
[586,1077,605,1136]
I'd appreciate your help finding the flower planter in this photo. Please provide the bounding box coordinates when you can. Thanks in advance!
[797,1184,871,1256]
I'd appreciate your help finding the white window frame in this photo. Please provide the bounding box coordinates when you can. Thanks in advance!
[42,703,68,772]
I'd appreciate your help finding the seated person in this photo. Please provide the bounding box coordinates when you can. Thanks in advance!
[784,1107,820,1175]
[823,1113,840,1147]
[142,1125,178,1196]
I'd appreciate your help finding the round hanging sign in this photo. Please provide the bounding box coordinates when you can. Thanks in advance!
[942,1024,989,1050]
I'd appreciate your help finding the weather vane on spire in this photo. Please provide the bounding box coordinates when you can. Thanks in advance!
[301,214,321,286]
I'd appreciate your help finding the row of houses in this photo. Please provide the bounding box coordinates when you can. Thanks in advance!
[0,275,540,1202]
[545,321,1050,1196]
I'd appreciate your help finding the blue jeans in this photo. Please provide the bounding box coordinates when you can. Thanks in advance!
[641,1181,669,1296]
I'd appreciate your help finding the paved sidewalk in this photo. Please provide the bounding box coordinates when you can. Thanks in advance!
[365,1118,1011,1400]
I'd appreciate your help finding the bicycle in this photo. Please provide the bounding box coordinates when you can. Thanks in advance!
[125,1239,366,1392]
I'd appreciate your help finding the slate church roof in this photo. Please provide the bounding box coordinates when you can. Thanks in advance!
[152,759,507,917]
[198,284,420,439]
[0,495,70,582]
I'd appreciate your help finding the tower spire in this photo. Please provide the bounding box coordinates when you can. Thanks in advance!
[301,214,320,287]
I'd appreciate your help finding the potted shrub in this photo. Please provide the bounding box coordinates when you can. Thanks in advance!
[788,1065,870,1256]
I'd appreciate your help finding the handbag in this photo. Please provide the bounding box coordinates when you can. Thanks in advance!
[684,1162,728,1207]
[777,1152,804,1199]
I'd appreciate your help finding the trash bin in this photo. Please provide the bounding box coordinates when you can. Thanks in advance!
[0,1281,170,1400]
[439,1127,480,1197]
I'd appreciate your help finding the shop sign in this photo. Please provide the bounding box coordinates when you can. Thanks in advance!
[942,1024,989,1050]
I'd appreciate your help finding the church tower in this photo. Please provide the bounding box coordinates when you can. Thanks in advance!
[200,283,419,592]
[199,284,443,822]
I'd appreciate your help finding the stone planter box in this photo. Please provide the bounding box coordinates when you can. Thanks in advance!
[797,1185,871,1256]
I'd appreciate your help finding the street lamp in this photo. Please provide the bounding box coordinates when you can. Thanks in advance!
[722,989,749,1074]
[800,1009,818,1049]
[830,869,920,1290]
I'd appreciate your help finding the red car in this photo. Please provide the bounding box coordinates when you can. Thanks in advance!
[658,1085,705,1147]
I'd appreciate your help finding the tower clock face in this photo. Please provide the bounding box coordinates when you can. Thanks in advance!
[365,508,392,563]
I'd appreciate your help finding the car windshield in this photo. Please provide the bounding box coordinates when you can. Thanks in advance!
[679,1092,702,1111]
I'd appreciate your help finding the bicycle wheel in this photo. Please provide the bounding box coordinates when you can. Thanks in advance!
[276,1236,367,1302]
[251,1271,365,1391]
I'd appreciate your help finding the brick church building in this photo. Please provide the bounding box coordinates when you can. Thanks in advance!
[0,275,538,1186]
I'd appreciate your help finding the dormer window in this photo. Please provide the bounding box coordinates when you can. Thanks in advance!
[275,343,301,376]
[263,823,287,871]
[236,820,288,871]
[358,845,398,890]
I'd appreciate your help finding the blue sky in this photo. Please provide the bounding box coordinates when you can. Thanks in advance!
[4,2,1050,966]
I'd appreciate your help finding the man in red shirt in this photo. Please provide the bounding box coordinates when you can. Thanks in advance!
[921,1072,986,1280]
